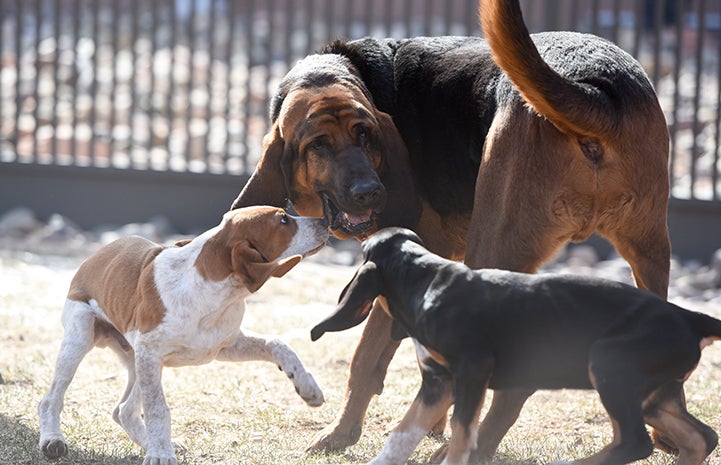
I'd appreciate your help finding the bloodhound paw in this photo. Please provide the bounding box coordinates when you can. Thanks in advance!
[306,421,362,452]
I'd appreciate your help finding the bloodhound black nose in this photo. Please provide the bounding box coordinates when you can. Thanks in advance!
[351,180,383,206]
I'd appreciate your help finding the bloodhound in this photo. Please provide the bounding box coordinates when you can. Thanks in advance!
[231,0,671,461]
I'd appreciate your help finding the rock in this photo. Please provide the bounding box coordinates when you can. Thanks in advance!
[0,207,43,237]
[565,245,599,268]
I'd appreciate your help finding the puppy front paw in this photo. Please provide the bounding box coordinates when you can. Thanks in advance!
[40,435,68,459]
[293,370,324,407]
[142,453,178,465]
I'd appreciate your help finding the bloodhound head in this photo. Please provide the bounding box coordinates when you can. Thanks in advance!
[230,52,421,241]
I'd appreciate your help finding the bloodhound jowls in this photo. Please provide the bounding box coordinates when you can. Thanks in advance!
[231,0,671,461]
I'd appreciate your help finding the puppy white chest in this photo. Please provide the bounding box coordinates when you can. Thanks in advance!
[149,244,250,366]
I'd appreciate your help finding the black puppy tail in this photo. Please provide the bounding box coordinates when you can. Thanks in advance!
[683,309,721,343]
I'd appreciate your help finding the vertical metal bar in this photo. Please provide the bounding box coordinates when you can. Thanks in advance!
[690,0,706,199]
[465,0,476,36]
[242,0,255,174]
[223,0,235,169]
[715,41,721,201]
[611,0,621,44]
[32,0,41,162]
[384,0,394,37]
[165,0,176,167]
[110,0,119,166]
[203,0,216,167]
[263,0,274,124]
[668,0,685,198]
[14,0,22,159]
[423,0,432,35]
[89,0,99,164]
[403,0,412,37]
[632,0,643,60]
[444,0,453,36]
[569,0,579,30]
[363,0,372,36]
[147,0,157,159]
[651,0,666,88]
[129,0,139,168]
[305,0,313,52]
[70,0,79,162]
[0,0,5,159]
[590,0,600,36]
[184,0,196,169]
[324,0,334,41]
[51,0,60,162]
[284,0,293,68]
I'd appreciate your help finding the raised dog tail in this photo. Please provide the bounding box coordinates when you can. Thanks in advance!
[478,0,616,139]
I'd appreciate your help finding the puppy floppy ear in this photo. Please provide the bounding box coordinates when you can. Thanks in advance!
[231,241,301,292]
[230,121,292,209]
[311,262,380,341]
[375,111,422,230]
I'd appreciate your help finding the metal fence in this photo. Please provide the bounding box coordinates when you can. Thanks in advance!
[1,0,720,202]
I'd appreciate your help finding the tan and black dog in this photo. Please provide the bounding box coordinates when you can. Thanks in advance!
[231,0,671,455]
[313,228,719,465]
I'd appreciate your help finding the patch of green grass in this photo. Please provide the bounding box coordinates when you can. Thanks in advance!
[2,253,721,464]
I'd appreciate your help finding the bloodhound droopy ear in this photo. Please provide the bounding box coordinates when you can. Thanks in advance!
[310,262,381,341]
[230,121,292,210]
[375,111,422,230]
[231,241,301,293]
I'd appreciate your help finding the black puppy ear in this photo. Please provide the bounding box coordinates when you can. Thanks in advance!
[311,262,380,341]
[230,121,292,209]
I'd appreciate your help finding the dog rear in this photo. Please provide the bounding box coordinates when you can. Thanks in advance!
[479,0,659,141]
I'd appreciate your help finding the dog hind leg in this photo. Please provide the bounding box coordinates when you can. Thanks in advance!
[643,381,717,465]
[110,346,148,448]
[38,300,97,459]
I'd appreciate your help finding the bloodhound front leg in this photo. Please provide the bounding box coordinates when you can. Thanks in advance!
[307,301,400,451]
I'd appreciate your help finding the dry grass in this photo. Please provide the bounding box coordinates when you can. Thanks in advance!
[2,249,721,465]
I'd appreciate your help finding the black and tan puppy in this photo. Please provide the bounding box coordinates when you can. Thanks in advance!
[312,228,720,465]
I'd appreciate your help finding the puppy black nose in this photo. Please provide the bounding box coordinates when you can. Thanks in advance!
[351,180,382,206]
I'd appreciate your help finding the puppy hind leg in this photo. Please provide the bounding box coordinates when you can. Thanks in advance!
[643,381,717,465]
[38,300,97,459]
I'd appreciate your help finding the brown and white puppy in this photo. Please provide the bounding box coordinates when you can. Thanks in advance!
[38,206,327,465]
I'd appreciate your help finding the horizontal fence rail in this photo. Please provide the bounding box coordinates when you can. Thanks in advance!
[0,0,720,202]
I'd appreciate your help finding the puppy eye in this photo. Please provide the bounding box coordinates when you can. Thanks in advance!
[280,214,289,225]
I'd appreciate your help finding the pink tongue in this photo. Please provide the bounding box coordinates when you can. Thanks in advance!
[343,209,372,225]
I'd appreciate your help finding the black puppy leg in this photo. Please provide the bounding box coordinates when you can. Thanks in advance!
[574,345,655,465]
[443,356,494,465]
[644,381,718,465]
[370,365,454,464]
[466,388,534,463]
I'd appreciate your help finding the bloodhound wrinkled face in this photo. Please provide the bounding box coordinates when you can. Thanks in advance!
[233,80,420,242]
[280,84,388,239]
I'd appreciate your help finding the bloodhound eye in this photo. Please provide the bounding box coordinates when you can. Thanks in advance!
[280,213,289,225]
[356,125,370,143]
